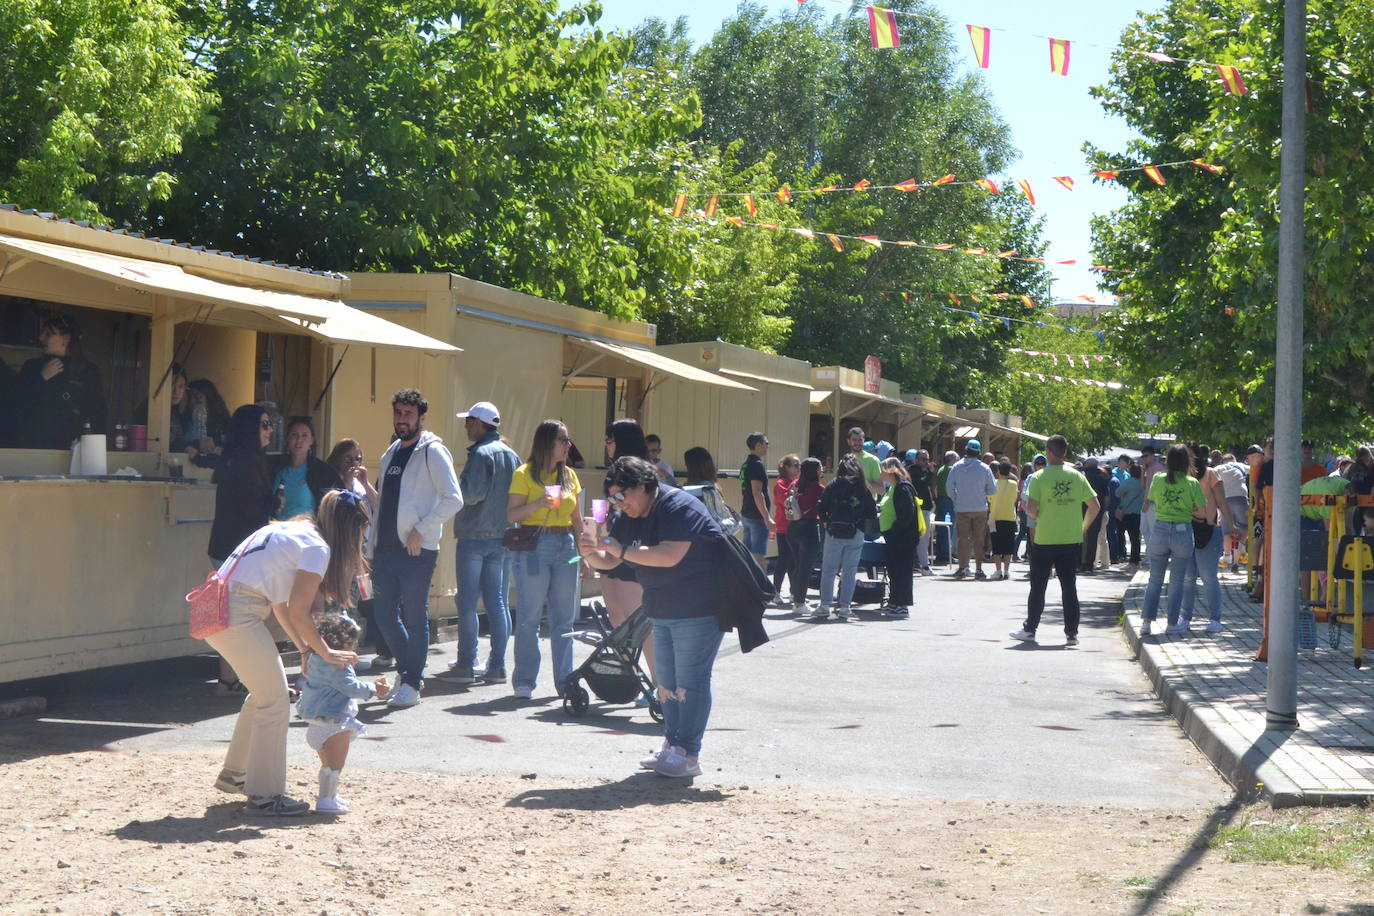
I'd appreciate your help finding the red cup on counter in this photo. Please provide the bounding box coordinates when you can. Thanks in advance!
[128,425,148,451]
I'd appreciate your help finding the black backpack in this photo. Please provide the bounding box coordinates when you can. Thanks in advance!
[713,532,773,654]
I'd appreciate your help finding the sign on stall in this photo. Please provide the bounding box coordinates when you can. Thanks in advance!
[863,355,881,394]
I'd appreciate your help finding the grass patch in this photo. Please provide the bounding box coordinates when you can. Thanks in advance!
[1211,813,1374,873]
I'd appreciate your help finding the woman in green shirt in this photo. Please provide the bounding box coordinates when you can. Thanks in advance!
[1139,445,1208,635]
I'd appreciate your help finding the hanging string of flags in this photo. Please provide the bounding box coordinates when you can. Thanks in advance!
[1018,370,1126,390]
[672,212,1135,274]
[935,304,1111,343]
[1009,348,1122,367]
[796,0,1251,95]
[670,159,1222,212]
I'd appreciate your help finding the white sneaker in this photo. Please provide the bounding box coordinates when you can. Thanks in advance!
[1065,636,1079,647]
[1206,621,1224,634]
[315,795,350,814]
[808,606,830,621]
[1140,620,1153,636]
[652,747,702,778]
[386,683,421,708]
[513,684,534,700]
[1009,628,1036,642]
[640,739,671,770]
[833,605,853,620]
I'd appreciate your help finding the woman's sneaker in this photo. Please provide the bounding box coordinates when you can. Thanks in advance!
[244,794,310,817]
[807,606,830,621]
[652,747,702,778]
[832,605,853,620]
[640,739,672,769]
[315,795,350,815]
[884,606,909,618]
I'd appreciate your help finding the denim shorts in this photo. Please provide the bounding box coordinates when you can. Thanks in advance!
[741,517,769,555]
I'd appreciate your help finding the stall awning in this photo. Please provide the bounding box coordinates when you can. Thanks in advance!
[1010,427,1050,443]
[0,232,457,354]
[809,389,832,407]
[717,367,814,391]
[565,337,755,392]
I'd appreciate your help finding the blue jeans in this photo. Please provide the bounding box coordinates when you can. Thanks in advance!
[935,497,955,562]
[741,517,769,557]
[1182,523,1225,624]
[454,537,510,673]
[652,615,724,757]
[372,547,439,690]
[819,529,865,608]
[512,532,578,695]
[1140,521,1195,625]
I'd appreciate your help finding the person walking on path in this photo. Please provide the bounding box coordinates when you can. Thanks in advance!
[1138,444,1208,636]
[1010,435,1099,646]
[1079,458,1111,572]
[948,439,997,580]
[877,458,918,617]
[440,401,520,686]
[810,455,878,620]
[789,457,825,609]
[1179,442,1229,634]
[770,454,802,606]
[988,461,1019,580]
[369,389,463,709]
[1115,463,1144,569]
[739,432,774,566]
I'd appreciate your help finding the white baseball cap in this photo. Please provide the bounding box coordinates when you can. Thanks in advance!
[456,401,500,427]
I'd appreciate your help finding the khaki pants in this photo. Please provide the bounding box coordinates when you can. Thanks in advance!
[205,585,290,800]
[956,511,988,571]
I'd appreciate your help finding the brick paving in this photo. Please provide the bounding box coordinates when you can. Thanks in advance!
[1121,568,1374,806]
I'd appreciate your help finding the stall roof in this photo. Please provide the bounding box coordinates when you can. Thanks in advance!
[0,232,456,354]
[717,367,814,391]
[811,385,911,411]
[566,337,755,392]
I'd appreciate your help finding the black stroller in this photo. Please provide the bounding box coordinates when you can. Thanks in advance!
[562,602,663,722]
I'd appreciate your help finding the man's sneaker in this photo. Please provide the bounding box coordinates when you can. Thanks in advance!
[640,739,672,769]
[832,605,853,620]
[244,794,310,817]
[1140,620,1153,636]
[1065,636,1079,647]
[1206,621,1224,634]
[807,606,830,621]
[213,769,246,795]
[481,667,507,684]
[370,655,394,670]
[436,666,478,685]
[974,569,988,580]
[652,748,702,778]
[952,568,968,579]
[1009,628,1036,642]
[920,567,934,576]
[386,683,421,708]
[1164,622,1189,636]
[884,606,909,619]
[513,684,534,700]
[315,795,350,815]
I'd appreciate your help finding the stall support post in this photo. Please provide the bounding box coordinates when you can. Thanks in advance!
[1265,0,1306,731]
[148,295,178,463]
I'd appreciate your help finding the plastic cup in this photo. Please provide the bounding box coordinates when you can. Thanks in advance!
[591,498,608,525]
[544,484,561,507]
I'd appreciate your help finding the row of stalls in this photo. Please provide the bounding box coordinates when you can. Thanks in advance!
[0,213,1043,684]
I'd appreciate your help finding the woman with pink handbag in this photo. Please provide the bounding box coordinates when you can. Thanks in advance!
[201,489,369,816]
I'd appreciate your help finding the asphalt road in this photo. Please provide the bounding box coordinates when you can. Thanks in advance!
[1,564,1229,809]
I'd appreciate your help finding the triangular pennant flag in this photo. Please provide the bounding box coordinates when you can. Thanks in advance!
[972,312,982,323]
[1016,179,1036,205]
[932,174,955,185]
[901,291,912,303]
[1051,354,1059,365]
[1191,159,1223,175]
[1094,331,1106,344]
[1094,170,1118,181]
[853,179,872,192]
[1019,295,1034,308]
[825,233,845,252]
[893,179,919,192]
[1143,165,1165,185]
[964,247,986,255]
[859,235,882,248]
[814,184,838,192]
[949,294,961,305]
[975,179,1000,194]
[1001,317,1011,330]
[743,194,757,216]
[1049,38,1071,75]
[966,24,991,68]
[792,227,815,239]
[1216,65,1247,96]
[759,222,776,229]
[671,194,687,218]
[1067,326,1078,333]
[1035,321,1045,327]
[705,194,719,217]
[867,6,901,49]
[932,243,955,249]
[1053,176,1075,190]
[996,249,1017,258]
[1056,259,1077,265]
[1144,51,1175,63]
[969,294,981,304]
[725,216,745,227]
[895,240,919,246]
[776,185,793,203]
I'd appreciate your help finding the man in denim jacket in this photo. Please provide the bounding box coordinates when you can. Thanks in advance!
[441,401,521,685]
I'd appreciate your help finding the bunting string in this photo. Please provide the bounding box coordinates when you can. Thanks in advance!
[936,305,1112,342]
[1017,370,1126,390]
[1009,348,1123,367]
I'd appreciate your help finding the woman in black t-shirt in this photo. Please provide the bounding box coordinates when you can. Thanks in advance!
[579,457,724,779]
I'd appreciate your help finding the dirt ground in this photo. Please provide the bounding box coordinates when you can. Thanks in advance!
[2,746,1372,916]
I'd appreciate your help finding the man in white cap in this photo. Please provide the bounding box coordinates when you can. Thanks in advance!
[440,401,520,685]
[947,438,997,579]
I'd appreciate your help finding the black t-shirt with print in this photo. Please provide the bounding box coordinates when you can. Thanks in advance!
[740,453,769,519]
[377,440,417,551]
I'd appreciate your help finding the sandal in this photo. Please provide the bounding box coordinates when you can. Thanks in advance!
[215,678,248,696]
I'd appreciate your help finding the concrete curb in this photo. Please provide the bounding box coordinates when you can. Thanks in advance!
[1118,575,1312,808]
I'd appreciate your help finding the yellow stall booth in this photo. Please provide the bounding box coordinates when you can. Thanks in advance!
[808,365,922,471]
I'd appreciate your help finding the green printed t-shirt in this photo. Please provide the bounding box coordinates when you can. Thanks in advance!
[858,451,882,488]
[1148,473,1205,523]
[1026,464,1096,545]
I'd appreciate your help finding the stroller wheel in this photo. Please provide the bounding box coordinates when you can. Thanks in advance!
[564,684,590,717]
[647,697,664,723]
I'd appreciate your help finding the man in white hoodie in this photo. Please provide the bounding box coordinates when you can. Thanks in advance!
[370,388,462,708]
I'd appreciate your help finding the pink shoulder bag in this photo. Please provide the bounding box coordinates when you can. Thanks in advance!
[186,548,250,640]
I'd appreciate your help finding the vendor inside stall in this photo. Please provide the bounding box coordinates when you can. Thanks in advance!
[13,312,106,449]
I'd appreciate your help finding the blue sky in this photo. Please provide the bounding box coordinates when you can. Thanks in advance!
[565,0,1166,300]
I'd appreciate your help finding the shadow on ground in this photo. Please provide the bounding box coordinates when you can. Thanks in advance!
[505,773,733,811]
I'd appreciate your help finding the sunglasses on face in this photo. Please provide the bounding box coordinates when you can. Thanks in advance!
[260,419,272,430]
[557,435,573,444]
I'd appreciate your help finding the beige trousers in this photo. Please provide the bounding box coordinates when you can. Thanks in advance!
[205,585,290,800]
[955,511,988,571]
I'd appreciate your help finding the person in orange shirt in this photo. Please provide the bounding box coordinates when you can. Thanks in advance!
[1300,440,1327,484]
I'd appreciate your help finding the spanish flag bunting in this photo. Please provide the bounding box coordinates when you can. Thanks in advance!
[725,216,745,227]
[932,174,955,185]
[853,179,872,192]
[969,294,981,304]
[966,24,991,69]
[894,179,919,192]
[1078,296,1095,303]
[975,179,1000,194]
[1026,257,1045,263]
[964,247,986,255]
[814,184,838,193]
[1049,38,1070,75]
[776,185,793,203]
[1192,159,1223,174]
[1020,295,1035,308]
[1094,170,1118,181]
[826,234,845,252]
[1216,65,1247,96]
[867,6,901,49]
[932,243,954,249]
[671,194,687,218]
[896,240,920,247]
[744,194,757,216]
[792,227,815,239]
[901,291,912,302]
[1056,259,1076,265]
[1053,176,1075,190]
[993,293,1009,299]
[996,249,1017,258]
[760,222,777,229]
[1143,165,1165,185]
[859,235,882,248]
[705,194,719,217]
[1016,179,1035,205]
[949,294,961,305]
[1225,307,1235,316]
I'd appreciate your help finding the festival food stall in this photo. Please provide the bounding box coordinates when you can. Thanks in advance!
[0,206,455,684]
[954,408,1048,460]
[808,364,920,470]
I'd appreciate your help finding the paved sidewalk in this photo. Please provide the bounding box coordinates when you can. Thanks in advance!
[1122,568,1374,806]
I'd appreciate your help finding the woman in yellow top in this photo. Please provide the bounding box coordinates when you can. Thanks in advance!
[988,461,1020,580]
[507,420,585,700]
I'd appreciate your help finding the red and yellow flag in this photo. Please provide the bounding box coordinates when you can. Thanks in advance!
[901,291,912,303]
[1053,175,1075,190]
[964,247,986,255]
[932,243,954,250]
[893,179,919,192]
[1192,159,1223,175]
[744,194,757,216]
[1056,259,1077,265]
[704,194,719,217]
[966,24,991,69]
[1094,170,1118,181]
[859,235,882,248]
[867,6,901,49]
[671,194,687,218]
[1016,179,1035,205]
[1216,65,1247,96]
[975,179,1000,194]
[1143,165,1165,186]
[813,184,838,193]
[996,249,1017,259]
[776,185,793,203]
[853,179,872,192]
[948,294,960,305]
[826,234,845,252]
[1020,295,1035,309]
[725,216,744,227]
[896,240,919,247]
[969,294,981,304]
[932,174,955,186]
[1049,38,1071,75]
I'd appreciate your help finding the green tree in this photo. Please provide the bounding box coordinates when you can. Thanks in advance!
[1090,0,1374,446]
[0,0,211,221]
